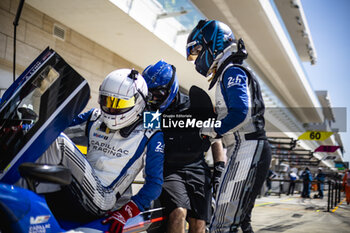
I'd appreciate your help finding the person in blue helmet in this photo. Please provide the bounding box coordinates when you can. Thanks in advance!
[143,60,226,233]
[301,167,313,198]
[315,168,325,199]
[186,20,272,233]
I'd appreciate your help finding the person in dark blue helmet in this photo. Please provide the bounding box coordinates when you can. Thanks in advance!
[144,61,179,113]
[143,60,226,233]
[186,20,272,233]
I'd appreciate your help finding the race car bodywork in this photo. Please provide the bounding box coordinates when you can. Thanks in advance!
[0,48,165,233]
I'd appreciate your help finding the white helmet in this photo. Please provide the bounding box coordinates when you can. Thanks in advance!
[99,69,148,130]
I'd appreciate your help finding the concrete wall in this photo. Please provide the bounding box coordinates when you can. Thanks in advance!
[0,0,142,110]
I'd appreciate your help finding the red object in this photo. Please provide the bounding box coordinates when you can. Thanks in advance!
[315,145,340,153]
[102,201,141,233]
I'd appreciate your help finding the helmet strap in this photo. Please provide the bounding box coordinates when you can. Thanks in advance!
[128,68,149,111]
[136,88,149,112]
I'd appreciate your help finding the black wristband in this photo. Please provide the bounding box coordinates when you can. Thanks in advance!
[212,161,225,196]
[213,161,225,181]
[214,161,225,171]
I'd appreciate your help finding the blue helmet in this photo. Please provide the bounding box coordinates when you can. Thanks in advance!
[142,60,179,112]
[186,20,236,77]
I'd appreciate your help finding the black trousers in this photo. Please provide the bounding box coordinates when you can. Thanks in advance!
[287,181,295,195]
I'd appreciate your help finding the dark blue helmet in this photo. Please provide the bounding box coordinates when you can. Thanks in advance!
[186,20,236,77]
[142,60,179,112]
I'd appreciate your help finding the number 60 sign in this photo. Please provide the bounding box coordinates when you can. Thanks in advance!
[298,131,333,141]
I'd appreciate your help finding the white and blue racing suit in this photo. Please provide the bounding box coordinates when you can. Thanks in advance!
[37,108,164,219]
[209,54,271,233]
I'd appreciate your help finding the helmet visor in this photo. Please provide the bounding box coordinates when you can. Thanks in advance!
[186,41,202,61]
[100,95,135,115]
[149,88,169,107]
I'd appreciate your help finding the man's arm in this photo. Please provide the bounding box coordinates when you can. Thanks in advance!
[64,108,96,145]
[215,66,250,136]
[70,108,95,127]
[271,171,277,179]
[211,140,226,197]
[211,140,226,164]
[131,131,164,211]
[102,131,164,233]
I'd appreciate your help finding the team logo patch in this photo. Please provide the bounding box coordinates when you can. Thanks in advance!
[30,215,50,224]
[227,74,244,88]
[155,142,165,153]
[93,132,108,140]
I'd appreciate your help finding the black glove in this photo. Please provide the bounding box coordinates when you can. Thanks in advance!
[212,161,225,198]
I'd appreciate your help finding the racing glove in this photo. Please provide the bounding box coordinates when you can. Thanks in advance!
[102,201,140,233]
[212,161,225,198]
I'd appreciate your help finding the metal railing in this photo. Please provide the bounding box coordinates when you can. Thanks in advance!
[327,180,342,212]
[267,178,344,212]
